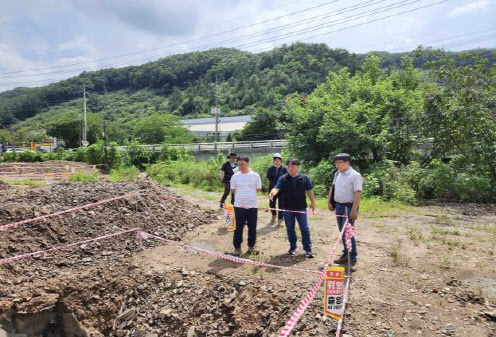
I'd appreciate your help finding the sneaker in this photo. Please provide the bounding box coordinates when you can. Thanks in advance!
[277,219,284,227]
[233,248,242,257]
[305,251,315,259]
[334,254,348,264]
[288,248,298,255]
[247,247,259,255]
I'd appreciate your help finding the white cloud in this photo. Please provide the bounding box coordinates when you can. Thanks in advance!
[447,0,490,17]
[57,36,97,53]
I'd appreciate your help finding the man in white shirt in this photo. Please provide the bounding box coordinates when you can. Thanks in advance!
[230,156,262,256]
[328,153,363,267]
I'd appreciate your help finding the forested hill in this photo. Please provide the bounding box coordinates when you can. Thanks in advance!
[0,43,494,129]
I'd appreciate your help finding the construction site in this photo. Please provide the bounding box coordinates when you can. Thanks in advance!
[0,162,495,337]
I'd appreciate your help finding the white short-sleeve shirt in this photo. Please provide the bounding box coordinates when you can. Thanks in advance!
[230,170,262,208]
[333,167,363,203]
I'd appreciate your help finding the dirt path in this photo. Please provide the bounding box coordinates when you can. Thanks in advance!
[138,187,496,336]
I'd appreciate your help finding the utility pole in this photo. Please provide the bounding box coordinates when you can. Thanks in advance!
[103,116,109,169]
[214,75,219,142]
[82,85,88,146]
[10,125,15,155]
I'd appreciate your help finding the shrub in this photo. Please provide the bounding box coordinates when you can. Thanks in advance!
[110,166,139,182]
[69,170,99,182]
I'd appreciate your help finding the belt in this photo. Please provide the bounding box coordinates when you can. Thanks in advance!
[336,202,353,205]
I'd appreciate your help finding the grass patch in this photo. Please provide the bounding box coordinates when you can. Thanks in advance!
[110,166,139,182]
[7,179,45,186]
[440,256,451,269]
[390,243,410,267]
[69,170,99,182]
[407,226,424,245]
[314,196,412,218]
[434,214,454,226]
[431,228,460,236]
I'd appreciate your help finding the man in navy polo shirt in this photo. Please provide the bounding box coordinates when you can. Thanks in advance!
[269,158,316,258]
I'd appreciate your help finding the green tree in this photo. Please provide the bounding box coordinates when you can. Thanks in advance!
[285,54,424,168]
[133,114,193,144]
[236,108,284,141]
[423,52,496,182]
[47,110,103,148]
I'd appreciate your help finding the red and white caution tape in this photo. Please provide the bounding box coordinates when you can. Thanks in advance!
[279,219,349,337]
[335,275,352,337]
[147,194,347,218]
[345,222,356,252]
[0,191,140,232]
[0,228,139,264]
[138,231,321,275]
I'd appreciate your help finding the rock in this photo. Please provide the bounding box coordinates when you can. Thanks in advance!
[117,308,136,321]
[115,330,125,337]
[187,326,196,337]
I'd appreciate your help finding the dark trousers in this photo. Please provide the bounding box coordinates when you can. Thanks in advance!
[336,203,357,261]
[269,193,283,219]
[220,181,234,205]
[283,209,312,252]
[233,207,258,248]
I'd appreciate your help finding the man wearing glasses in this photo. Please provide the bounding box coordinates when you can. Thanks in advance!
[328,153,362,268]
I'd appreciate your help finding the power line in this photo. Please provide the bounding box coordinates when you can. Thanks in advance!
[2,0,377,81]
[0,0,344,77]
[1,0,450,86]
[235,0,450,50]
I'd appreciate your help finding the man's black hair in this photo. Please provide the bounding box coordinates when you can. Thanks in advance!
[334,153,352,163]
[286,158,301,166]
[237,156,250,163]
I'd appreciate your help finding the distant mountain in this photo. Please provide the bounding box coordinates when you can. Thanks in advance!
[1,43,494,143]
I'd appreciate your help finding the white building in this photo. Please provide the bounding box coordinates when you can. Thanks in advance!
[181,115,252,139]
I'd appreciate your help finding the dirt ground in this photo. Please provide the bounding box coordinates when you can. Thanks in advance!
[0,178,495,337]
[151,186,496,337]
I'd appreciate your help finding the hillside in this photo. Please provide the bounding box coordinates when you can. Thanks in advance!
[1,43,494,146]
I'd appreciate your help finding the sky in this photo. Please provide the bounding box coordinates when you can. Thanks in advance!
[0,0,495,92]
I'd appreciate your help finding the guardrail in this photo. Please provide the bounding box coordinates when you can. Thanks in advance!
[117,140,287,153]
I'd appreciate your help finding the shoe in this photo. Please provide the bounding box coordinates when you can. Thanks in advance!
[288,248,298,255]
[246,247,259,255]
[277,219,284,227]
[305,251,315,259]
[233,248,242,257]
[334,254,348,264]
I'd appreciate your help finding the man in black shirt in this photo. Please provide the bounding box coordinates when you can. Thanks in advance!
[220,153,238,208]
[266,153,287,226]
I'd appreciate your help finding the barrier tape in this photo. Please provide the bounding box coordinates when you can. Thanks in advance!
[335,275,352,337]
[0,191,140,232]
[345,224,356,252]
[139,231,321,275]
[0,228,139,264]
[279,220,348,337]
[147,194,347,217]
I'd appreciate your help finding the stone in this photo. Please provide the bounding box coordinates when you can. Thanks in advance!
[187,326,196,337]
[117,308,136,321]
